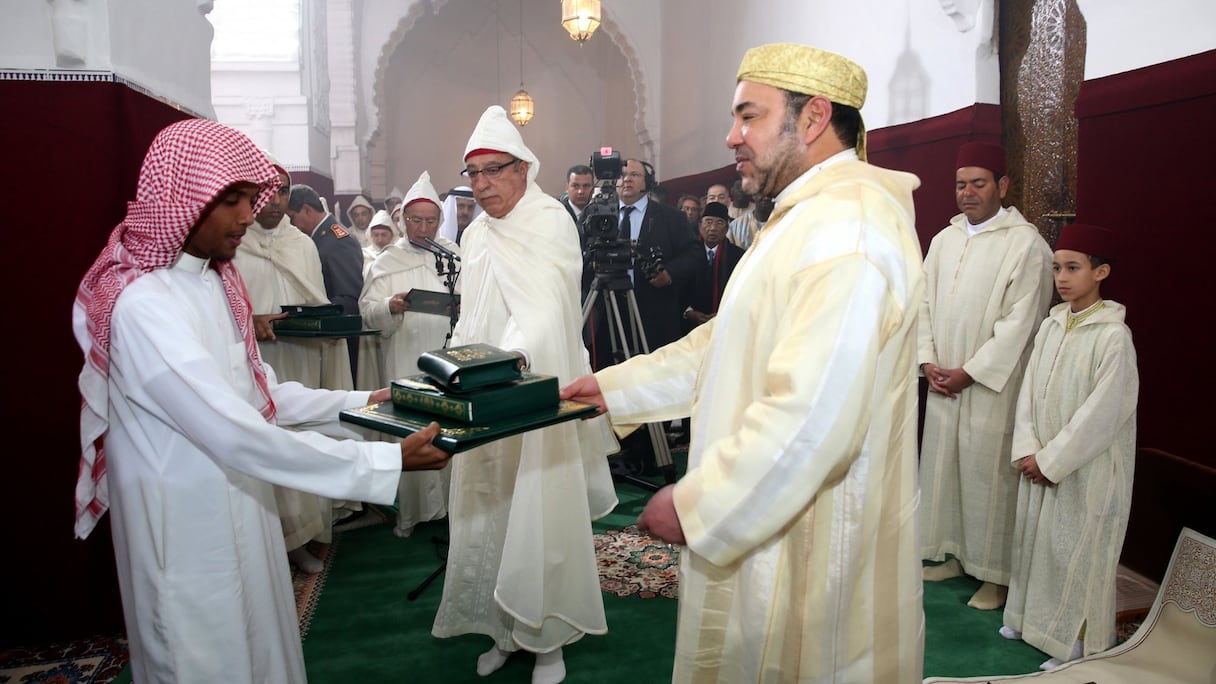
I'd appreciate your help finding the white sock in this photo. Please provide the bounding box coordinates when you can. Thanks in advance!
[532,649,565,684]
[476,645,511,677]
[287,547,323,574]
[1039,639,1083,672]
[392,523,415,539]
[998,625,1022,640]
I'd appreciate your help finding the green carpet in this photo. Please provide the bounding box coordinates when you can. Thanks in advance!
[301,480,676,684]
[109,458,1056,681]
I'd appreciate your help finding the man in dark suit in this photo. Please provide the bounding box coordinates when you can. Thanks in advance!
[286,184,365,379]
[682,202,746,334]
[561,164,595,231]
[584,158,701,473]
[584,158,701,370]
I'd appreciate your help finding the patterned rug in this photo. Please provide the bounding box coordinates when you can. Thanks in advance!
[0,635,128,684]
[594,525,681,599]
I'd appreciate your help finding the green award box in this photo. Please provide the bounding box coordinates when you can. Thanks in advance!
[390,373,558,424]
[339,399,599,453]
[416,343,522,391]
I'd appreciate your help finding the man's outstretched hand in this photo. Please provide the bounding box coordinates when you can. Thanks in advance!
[399,422,452,470]
[559,375,608,416]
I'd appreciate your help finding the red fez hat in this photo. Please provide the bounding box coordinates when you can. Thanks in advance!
[464,147,506,161]
[404,197,438,209]
[956,142,1006,177]
[1055,223,1116,260]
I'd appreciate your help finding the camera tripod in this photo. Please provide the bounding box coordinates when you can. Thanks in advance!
[581,270,678,492]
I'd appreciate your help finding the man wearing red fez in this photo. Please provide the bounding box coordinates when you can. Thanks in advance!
[919,141,1055,611]
[1002,222,1138,670]
[430,105,617,684]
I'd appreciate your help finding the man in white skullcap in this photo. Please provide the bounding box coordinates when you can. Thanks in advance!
[430,106,617,684]
[562,43,927,682]
[359,171,460,538]
[345,194,376,247]
[233,152,353,576]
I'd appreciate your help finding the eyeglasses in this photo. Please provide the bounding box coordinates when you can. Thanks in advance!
[402,216,441,227]
[461,159,520,180]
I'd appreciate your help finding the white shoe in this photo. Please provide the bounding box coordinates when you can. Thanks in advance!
[998,625,1022,640]
[1039,657,1063,671]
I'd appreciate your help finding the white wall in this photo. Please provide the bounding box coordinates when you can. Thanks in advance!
[1,0,215,117]
[1078,0,1216,79]
[654,0,1000,178]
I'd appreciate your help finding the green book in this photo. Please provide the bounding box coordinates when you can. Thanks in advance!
[272,314,363,332]
[417,343,522,392]
[339,399,600,453]
[391,373,558,424]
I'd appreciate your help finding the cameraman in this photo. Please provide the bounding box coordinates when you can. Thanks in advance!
[585,158,701,371]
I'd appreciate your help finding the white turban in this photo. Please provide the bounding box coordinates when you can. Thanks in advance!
[370,209,395,231]
[402,170,442,212]
[345,194,375,224]
[462,105,540,185]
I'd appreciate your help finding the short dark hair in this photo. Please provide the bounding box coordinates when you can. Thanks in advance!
[567,164,593,178]
[288,185,324,212]
[782,91,862,152]
[677,194,701,208]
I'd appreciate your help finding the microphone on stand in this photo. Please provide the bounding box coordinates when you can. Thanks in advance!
[410,240,447,277]
[409,239,441,255]
[423,237,461,261]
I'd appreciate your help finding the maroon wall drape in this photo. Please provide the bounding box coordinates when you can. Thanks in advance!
[1073,49,1216,579]
[0,80,191,645]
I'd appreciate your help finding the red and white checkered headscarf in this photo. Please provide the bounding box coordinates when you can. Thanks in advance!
[72,119,281,540]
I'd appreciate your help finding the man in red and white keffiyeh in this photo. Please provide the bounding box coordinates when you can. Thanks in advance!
[71,118,448,684]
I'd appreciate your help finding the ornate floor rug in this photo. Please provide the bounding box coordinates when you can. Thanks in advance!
[594,524,681,599]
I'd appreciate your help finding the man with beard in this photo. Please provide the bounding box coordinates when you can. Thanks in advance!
[438,185,482,245]
[562,43,926,682]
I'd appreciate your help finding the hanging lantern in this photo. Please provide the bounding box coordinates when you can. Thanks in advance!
[561,0,601,45]
[509,88,535,126]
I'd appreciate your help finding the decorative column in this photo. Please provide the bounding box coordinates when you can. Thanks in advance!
[327,0,364,196]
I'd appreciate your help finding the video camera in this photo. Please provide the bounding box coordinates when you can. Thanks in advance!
[580,147,664,284]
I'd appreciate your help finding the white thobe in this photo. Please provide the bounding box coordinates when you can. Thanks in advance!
[597,154,927,682]
[1004,301,1138,661]
[235,220,352,547]
[102,253,402,684]
[918,206,1054,584]
[431,183,618,653]
[359,239,461,534]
